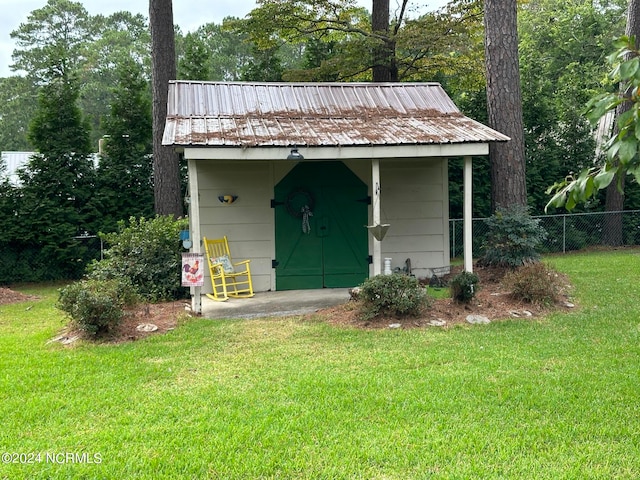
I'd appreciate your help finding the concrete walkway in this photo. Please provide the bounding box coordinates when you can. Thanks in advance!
[200,288,351,319]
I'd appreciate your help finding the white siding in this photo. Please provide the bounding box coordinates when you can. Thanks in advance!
[377,158,449,279]
[197,160,276,293]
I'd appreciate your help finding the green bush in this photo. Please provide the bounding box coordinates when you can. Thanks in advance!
[450,271,479,303]
[502,262,564,306]
[359,274,430,319]
[87,216,188,302]
[480,205,547,267]
[58,278,138,337]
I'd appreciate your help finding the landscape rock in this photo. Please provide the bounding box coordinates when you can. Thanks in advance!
[47,334,80,345]
[466,314,491,325]
[427,319,447,327]
[136,323,158,332]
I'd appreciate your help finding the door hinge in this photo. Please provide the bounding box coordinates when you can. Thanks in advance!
[367,255,373,265]
[271,199,284,208]
[272,259,279,268]
[358,196,372,205]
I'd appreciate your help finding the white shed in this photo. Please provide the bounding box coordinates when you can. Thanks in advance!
[162,81,509,312]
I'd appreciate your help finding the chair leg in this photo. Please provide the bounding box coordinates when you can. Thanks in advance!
[206,275,229,301]
[226,273,254,298]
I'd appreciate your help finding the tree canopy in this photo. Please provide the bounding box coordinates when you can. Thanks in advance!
[0,0,636,281]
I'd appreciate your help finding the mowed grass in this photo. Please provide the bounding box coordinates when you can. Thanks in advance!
[1,251,639,479]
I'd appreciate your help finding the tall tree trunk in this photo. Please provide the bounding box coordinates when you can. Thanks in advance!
[371,0,397,82]
[604,0,640,246]
[484,0,527,210]
[150,0,182,217]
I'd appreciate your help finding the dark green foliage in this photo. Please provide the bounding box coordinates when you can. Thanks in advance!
[9,77,98,281]
[503,262,564,306]
[57,278,138,337]
[284,37,341,82]
[359,274,430,320]
[87,216,189,302]
[0,76,37,152]
[519,0,627,214]
[176,20,254,82]
[480,205,547,267]
[178,31,211,80]
[241,45,285,81]
[448,155,492,220]
[450,271,479,303]
[95,55,154,233]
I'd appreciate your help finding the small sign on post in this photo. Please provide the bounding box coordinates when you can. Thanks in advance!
[181,253,204,287]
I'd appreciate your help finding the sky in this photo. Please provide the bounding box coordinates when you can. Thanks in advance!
[1,0,404,78]
[0,0,263,77]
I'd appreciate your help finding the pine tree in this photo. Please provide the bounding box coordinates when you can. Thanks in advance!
[150,0,183,217]
[17,76,97,280]
[96,56,154,233]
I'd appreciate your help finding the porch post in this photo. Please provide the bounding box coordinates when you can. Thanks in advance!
[372,158,382,276]
[463,155,473,273]
[188,159,202,314]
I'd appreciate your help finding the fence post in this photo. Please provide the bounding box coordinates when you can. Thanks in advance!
[451,219,456,259]
[563,215,566,254]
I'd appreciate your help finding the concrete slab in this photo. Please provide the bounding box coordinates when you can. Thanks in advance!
[200,288,351,319]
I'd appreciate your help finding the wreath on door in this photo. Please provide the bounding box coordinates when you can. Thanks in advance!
[285,188,315,218]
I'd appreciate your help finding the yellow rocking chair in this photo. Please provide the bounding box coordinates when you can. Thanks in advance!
[203,236,255,301]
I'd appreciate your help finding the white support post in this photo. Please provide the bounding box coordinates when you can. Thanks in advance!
[188,159,202,314]
[463,155,473,273]
[372,158,382,276]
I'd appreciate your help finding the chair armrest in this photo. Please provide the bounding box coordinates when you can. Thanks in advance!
[209,262,225,274]
[233,259,251,267]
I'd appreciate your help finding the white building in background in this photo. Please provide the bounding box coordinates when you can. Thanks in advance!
[0,151,35,185]
[1,151,100,186]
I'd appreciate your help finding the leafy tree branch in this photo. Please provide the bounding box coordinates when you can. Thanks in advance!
[547,35,640,211]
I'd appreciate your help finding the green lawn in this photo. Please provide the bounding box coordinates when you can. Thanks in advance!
[1,251,639,479]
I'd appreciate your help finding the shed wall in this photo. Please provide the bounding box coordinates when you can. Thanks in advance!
[195,157,449,294]
[197,160,282,293]
[378,159,450,278]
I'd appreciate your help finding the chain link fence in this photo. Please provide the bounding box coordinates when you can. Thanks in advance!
[0,234,104,284]
[450,210,640,259]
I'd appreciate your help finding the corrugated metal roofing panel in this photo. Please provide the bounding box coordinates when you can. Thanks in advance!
[167,116,507,147]
[163,81,509,147]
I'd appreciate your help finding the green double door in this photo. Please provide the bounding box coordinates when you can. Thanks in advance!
[274,161,369,290]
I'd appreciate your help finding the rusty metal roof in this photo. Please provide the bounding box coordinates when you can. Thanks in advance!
[163,81,509,148]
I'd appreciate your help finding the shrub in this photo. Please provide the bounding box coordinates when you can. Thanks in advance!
[58,278,138,337]
[87,216,188,302]
[450,271,479,303]
[480,205,547,267]
[502,262,564,306]
[359,274,430,319]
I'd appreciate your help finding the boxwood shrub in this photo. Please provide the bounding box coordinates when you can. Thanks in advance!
[359,274,430,319]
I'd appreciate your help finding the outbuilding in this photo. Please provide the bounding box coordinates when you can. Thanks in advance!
[162,81,509,312]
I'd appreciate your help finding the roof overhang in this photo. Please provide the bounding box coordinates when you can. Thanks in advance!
[181,142,489,161]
